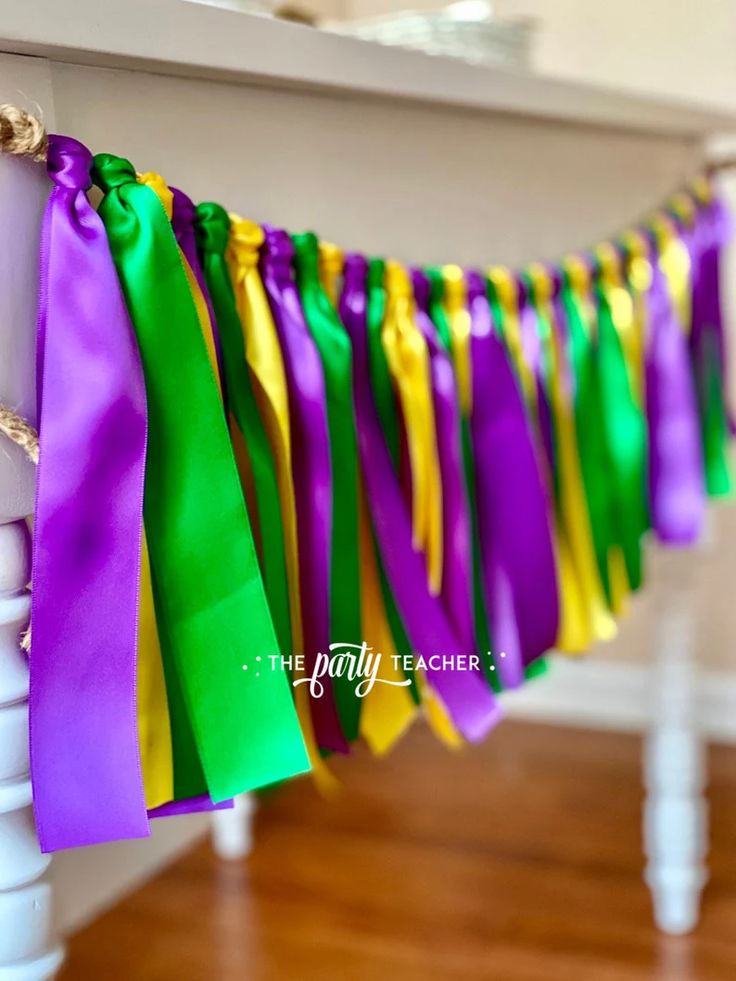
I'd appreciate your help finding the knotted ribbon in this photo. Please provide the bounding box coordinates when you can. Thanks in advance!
[260,224,348,754]
[562,257,619,611]
[688,195,733,497]
[637,235,706,543]
[466,270,559,684]
[382,261,444,595]
[412,268,476,657]
[430,267,494,682]
[594,245,648,593]
[293,231,363,742]
[31,135,150,851]
[171,187,224,390]
[93,155,309,798]
[222,215,329,784]
[195,204,293,659]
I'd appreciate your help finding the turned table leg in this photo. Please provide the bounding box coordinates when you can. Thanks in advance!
[643,553,707,935]
[211,795,255,861]
[0,520,63,979]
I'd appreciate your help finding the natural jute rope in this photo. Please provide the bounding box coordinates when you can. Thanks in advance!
[0,104,47,162]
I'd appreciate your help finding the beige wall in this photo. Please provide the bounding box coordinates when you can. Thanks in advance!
[493,0,736,111]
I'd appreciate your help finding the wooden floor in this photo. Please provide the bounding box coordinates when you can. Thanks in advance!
[60,721,736,980]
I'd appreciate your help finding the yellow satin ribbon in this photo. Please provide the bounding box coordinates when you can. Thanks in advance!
[690,175,713,208]
[382,260,443,595]
[528,264,616,652]
[318,240,344,307]
[597,243,645,405]
[442,265,473,416]
[487,265,538,413]
[564,256,631,617]
[416,671,463,749]
[652,214,692,334]
[357,483,417,755]
[226,215,335,791]
[136,535,174,809]
[121,172,184,809]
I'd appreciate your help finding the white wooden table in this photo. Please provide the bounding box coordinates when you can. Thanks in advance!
[0,5,733,973]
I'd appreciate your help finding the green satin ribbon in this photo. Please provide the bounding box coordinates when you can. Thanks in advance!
[700,336,733,497]
[367,258,401,469]
[563,261,617,608]
[93,154,309,799]
[594,248,649,593]
[292,232,363,741]
[426,267,496,690]
[195,203,292,658]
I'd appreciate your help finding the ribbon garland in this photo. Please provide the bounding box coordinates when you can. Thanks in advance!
[9,112,730,850]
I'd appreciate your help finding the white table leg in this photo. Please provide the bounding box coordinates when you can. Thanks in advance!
[643,557,707,935]
[0,519,63,979]
[211,794,255,861]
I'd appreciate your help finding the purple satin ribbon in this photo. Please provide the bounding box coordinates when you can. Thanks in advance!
[340,255,500,741]
[171,187,225,390]
[149,795,233,818]
[260,226,348,754]
[517,277,556,476]
[31,134,150,851]
[548,268,576,404]
[689,196,732,425]
[645,240,705,543]
[466,271,559,687]
[411,268,476,655]
[168,186,233,816]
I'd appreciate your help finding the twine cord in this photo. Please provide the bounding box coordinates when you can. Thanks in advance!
[0,403,38,464]
[0,104,47,161]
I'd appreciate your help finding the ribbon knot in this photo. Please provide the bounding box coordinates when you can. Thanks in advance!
[465,269,487,309]
[194,201,230,257]
[228,214,264,258]
[292,231,321,281]
[411,267,431,311]
[366,257,384,292]
[171,186,196,233]
[137,172,173,219]
[47,134,93,191]
[488,266,517,311]
[318,240,343,302]
[91,153,138,192]
[564,255,592,295]
[442,264,466,311]
[527,263,554,303]
[344,252,368,287]
[385,260,412,299]
[426,267,445,308]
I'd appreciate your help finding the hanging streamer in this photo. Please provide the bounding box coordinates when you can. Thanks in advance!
[293,232,363,742]
[93,155,309,799]
[31,135,150,851]
[465,269,559,685]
